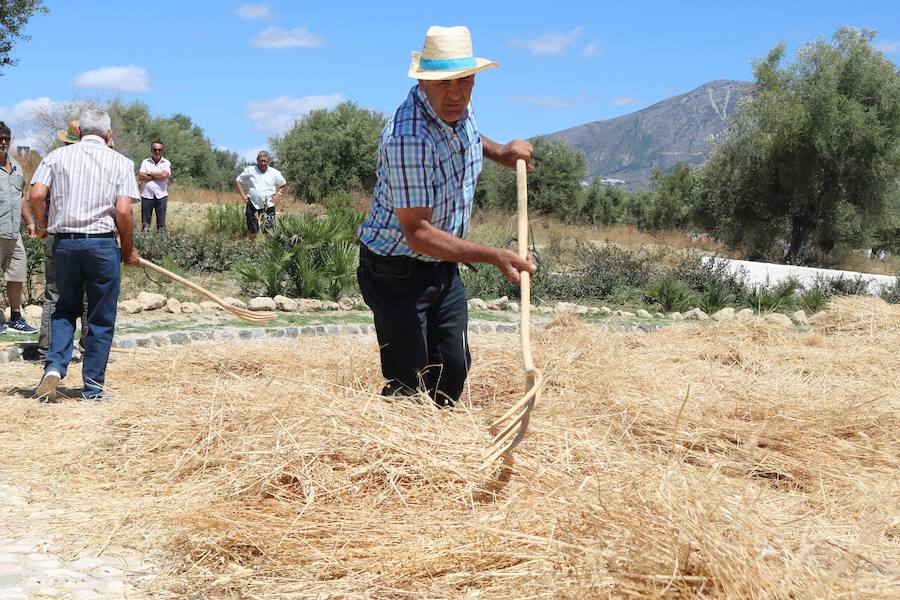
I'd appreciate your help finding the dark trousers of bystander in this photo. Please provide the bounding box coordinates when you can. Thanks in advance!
[45,236,121,397]
[39,234,88,354]
[140,196,167,231]
[357,243,470,407]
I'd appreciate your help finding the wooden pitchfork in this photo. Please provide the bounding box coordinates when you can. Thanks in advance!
[138,258,277,324]
[477,159,544,469]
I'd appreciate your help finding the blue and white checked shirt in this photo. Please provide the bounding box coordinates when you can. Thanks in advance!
[358,85,483,260]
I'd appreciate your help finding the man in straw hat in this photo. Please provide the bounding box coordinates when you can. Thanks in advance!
[0,120,39,336]
[357,25,536,408]
[29,109,141,401]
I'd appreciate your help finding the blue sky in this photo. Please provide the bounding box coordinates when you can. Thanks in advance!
[2,1,898,160]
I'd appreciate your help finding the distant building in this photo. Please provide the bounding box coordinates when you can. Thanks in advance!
[601,177,625,187]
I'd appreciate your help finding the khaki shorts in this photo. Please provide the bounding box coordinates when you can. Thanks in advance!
[0,235,27,283]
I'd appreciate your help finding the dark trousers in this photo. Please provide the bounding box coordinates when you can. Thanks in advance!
[357,244,470,407]
[245,203,275,234]
[46,237,121,396]
[141,196,167,231]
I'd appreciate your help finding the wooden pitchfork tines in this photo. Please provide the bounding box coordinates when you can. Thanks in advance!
[477,159,544,470]
[138,258,277,324]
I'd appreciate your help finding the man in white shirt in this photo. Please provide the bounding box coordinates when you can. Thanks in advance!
[138,140,171,231]
[29,109,141,401]
[234,151,286,241]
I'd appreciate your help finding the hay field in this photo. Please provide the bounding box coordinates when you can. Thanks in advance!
[0,297,898,598]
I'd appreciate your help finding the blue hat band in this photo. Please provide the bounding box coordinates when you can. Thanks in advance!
[418,56,477,71]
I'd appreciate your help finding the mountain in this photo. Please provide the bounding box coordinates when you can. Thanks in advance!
[547,80,753,191]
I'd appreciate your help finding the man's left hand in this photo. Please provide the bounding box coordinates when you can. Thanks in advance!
[26,222,37,239]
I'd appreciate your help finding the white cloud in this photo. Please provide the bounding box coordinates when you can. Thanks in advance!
[610,96,642,106]
[580,39,603,58]
[72,66,150,93]
[874,40,899,54]
[235,3,275,20]
[252,27,325,49]
[508,28,583,55]
[0,97,91,151]
[511,92,590,109]
[245,94,345,133]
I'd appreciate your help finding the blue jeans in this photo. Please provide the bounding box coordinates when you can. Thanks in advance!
[46,237,121,396]
[357,244,470,407]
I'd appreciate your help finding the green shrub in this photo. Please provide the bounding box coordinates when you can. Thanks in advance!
[668,253,749,298]
[206,204,246,238]
[644,278,695,312]
[135,230,254,272]
[813,273,871,296]
[234,210,359,300]
[745,282,795,313]
[698,284,735,315]
[878,277,900,304]
[800,286,831,313]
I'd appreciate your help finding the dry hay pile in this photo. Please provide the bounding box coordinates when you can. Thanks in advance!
[0,297,898,598]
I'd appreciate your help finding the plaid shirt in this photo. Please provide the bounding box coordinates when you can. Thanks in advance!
[358,85,483,260]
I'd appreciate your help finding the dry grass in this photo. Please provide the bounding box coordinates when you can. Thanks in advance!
[0,298,898,598]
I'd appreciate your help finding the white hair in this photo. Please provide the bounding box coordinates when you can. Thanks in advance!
[79,109,111,138]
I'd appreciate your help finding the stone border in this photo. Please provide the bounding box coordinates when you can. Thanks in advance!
[0,319,669,364]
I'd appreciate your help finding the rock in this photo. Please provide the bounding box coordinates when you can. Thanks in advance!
[555,301,578,314]
[586,307,602,315]
[684,308,710,321]
[274,295,299,312]
[508,302,520,313]
[164,298,181,313]
[669,312,685,321]
[23,304,43,321]
[119,300,143,314]
[616,310,636,317]
[296,298,324,312]
[637,309,653,319]
[249,297,276,311]
[600,306,613,314]
[574,306,590,315]
[337,297,356,311]
[534,306,555,315]
[222,296,247,309]
[764,312,794,328]
[136,291,166,311]
[712,307,735,321]
[180,301,202,314]
[790,309,809,326]
[487,296,510,310]
[321,300,340,311]
[468,298,489,310]
[200,301,224,312]
[736,308,755,321]
[655,312,665,318]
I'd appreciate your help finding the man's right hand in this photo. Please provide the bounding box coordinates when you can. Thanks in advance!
[493,248,537,286]
[122,247,141,267]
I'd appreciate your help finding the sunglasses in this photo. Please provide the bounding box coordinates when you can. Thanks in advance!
[0,136,10,142]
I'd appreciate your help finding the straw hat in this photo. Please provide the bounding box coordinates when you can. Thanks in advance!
[56,119,80,144]
[408,26,498,80]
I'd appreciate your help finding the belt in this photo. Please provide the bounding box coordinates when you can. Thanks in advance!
[359,243,451,269]
[55,232,116,239]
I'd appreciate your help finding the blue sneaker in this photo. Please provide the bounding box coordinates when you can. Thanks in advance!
[7,316,37,334]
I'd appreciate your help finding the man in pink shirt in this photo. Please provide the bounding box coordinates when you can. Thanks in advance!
[138,140,171,231]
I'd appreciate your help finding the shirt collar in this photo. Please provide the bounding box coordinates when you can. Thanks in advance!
[413,85,469,133]
[80,134,107,145]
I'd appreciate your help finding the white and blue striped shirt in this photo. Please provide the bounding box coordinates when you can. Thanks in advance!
[358,85,483,260]
[31,135,139,234]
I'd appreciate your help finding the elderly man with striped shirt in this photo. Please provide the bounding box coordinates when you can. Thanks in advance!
[29,109,141,401]
[357,26,536,408]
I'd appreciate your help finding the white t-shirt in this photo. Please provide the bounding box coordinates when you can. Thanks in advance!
[236,165,286,209]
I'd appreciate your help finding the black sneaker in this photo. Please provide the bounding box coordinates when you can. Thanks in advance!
[7,316,37,334]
